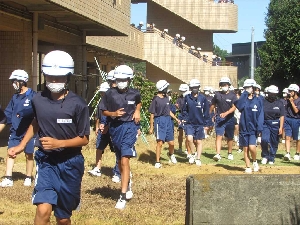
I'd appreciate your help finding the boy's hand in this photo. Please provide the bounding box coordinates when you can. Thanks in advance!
[40,137,61,150]
[114,108,125,117]
[8,145,24,158]
[132,110,140,124]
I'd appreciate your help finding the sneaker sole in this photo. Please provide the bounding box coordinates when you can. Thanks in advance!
[88,171,101,177]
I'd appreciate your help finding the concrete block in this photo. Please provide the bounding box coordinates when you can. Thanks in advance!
[186,174,300,225]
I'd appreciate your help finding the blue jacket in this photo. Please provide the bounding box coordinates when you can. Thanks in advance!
[235,91,264,135]
[182,93,210,126]
[4,88,36,138]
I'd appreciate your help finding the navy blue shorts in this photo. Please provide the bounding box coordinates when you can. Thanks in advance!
[32,150,84,219]
[215,116,235,139]
[8,135,35,154]
[284,117,300,140]
[109,121,138,161]
[185,124,205,140]
[154,116,174,142]
[239,133,257,147]
[96,131,114,151]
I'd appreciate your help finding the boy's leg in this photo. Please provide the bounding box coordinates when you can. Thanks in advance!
[178,129,183,150]
[34,203,52,225]
[25,153,34,177]
[95,149,103,169]
[5,157,14,176]
[244,147,250,167]
[155,140,163,162]
[56,218,71,225]
[168,140,175,155]
[215,135,223,155]
[195,140,202,160]
[119,156,130,194]
[187,135,194,154]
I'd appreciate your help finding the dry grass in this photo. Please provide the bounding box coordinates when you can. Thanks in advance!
[0,132,299,224]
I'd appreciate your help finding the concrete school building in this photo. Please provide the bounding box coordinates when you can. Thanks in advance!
[0,0,237,137]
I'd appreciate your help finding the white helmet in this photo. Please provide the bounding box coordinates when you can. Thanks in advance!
[163,29,168,33]
[181,36,186,41]
[267,85,279,94]
[9,69,29,82]
[114,65,133,79]
[176,34,180,38]
[179,84,189,92]
[42,50,74,76]
[219,77,231,84]
[99,82,110,92]
[264,86,269,93]
[255,84,261,90]
[243,79,256,88]
[283,88,288,93]
[107,70,116,81]
[288,84,299,92]
[203,86,210,91]
[190,46,195,50]
[189,79,201,87]
[156,80,169,91]
[197,47,202,51]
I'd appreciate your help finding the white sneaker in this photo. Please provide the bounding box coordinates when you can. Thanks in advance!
[213,154,221,162]
[126,181,133,200]
[184,150,188,155]
[268,161,274,165]
[24,178,32,187]
[168,153,177,164]
[227,154,234,160]
[253,161,259,172]
[187,154,192,159]
[88,167,102,177]
[154,162,162,168]
[195,159,201,166]
[112,175,121,183]
[261,158,268,165]
[294,154,300,160]
[237,148,243,153]
[256,137,261,144]
[245,167,252,173]
[188,155,195,164]
[284,153,291,161]
[0,178,13,187]
[115,196,126,210]
[205,135,209,139]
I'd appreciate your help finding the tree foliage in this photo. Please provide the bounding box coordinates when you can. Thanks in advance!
[213,44,229,60]
[258,0,300,90]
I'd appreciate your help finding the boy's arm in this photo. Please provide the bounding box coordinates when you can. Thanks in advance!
[149,113,154,134]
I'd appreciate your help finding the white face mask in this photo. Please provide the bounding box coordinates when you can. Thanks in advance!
[221,87,229,92]
[46,81,65,93]
[245,87,253,94]
[283,93,287,98]
[204,91,209,95]
[12,83,19,91]
[116,81,128,89]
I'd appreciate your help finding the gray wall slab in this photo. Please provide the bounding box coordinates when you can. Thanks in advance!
[186,174,300,225]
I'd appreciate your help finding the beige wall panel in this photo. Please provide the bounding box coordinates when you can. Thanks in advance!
[148,0,238,32]
[87,26,144,60]
[49,0,131,35]
[144,32,237,90]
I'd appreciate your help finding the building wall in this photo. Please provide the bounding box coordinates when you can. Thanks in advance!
[147,2,214,52]
[49,0,131,35]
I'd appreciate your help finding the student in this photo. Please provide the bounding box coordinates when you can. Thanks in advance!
[149,80,180,168]
[279,88,288,143]
[261,85,284,164]
[175,84,189,153]
[100,65,140,210]
[182,79,210,166]
[8,50,90,225]
[106,70,121,183]
[234,79,264,173]
[210,77,237,161]
[203,86,214,138]
[88,82,113,176]
[283,84,300,161]
[0,69,35,187]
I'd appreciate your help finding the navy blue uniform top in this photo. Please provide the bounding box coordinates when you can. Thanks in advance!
[211,91,237,118]
[286,98,300,119]
[279,98,287,116]
[148,96,170,117]
[235,91,264,134]
[0,105,6,124]
[32,90,90,152]
[182,93,210,126]
[176,97,185,113]
[99,87,141,123]
[263,99,284,120]
[205,95,213,107]
[4,88,36,138]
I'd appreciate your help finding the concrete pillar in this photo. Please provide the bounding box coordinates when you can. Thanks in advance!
[32,12,38,91]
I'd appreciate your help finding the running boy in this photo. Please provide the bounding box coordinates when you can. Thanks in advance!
[100,65,140,210]
[8,50,90,224]
[0,69,35,187]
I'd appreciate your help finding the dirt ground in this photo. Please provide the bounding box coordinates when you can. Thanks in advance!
[0,133,299,224]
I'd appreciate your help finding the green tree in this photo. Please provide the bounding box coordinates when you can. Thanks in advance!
[258,0,300,90]
[213,44,229,60]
